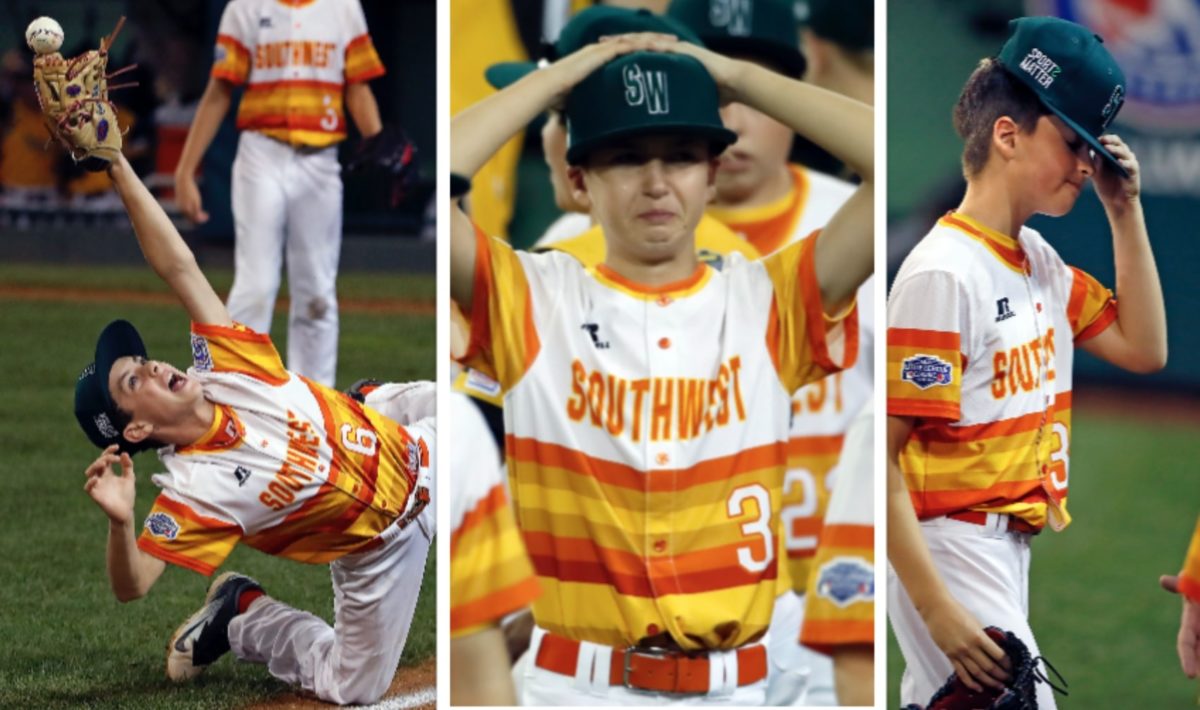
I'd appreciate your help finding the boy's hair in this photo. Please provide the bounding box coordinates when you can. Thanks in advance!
[953,58,1050,177]
[110,403,166,453]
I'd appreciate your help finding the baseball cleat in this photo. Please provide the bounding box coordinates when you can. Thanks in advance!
[165,571,263,682]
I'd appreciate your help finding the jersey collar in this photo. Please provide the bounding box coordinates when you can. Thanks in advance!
[176,404,244,455]
[590,262,712,301]
[940,212,1026,273]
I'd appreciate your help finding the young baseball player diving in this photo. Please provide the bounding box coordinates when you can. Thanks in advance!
[451,28,873,705]
[74,153,435,706]
[887,17,1166,709]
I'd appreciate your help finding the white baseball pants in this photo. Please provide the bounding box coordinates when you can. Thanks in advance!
[227,418,436,705]
[888,515,1058,709]
[766,590,836,706]
[517,626,768,706]
[228,130,343,386]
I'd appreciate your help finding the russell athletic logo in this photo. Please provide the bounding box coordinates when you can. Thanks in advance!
[708,0,753,36]
[900,354,953,390]
[581,323,610,350]
[622,64,670,115]
[996,297,1016,322]
[1019,47,1062,88]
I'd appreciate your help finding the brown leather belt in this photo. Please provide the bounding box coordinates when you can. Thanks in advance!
[534,632,768,695]
[948,510,1041,535]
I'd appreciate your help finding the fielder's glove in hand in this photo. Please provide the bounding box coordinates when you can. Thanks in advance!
[347,123,420,208]
[32,16,137,171]
[902,627,1067,710]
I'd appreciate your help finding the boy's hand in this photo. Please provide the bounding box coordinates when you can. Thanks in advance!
[1093,134,1140,210]
[922,596,1012,692]
[1160,574,1200,678]
[543,33,677,109]
[649,38,746,105]
[84,444,137,525]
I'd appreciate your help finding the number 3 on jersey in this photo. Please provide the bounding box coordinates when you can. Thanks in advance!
[727,484,774,573]
[340,424,379,457]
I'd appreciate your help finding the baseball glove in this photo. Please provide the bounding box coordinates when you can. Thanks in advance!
[32,17,137,171]
[902,627,1068,710]
[346,123,420,208]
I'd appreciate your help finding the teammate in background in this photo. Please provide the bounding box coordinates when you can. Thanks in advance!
[665,0,871,703]
[174,0,387,387]
[799,0,874,107]
[451,27,872,705]
[801,401,875,706]
[887,18,1166,709]
[449,390,540,705]
[76,153,434,705]
[1160,516,1200,678]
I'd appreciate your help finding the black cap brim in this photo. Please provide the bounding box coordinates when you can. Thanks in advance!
[566,124,737,165]
[1046,103,1129,178]
[95,319,148,413]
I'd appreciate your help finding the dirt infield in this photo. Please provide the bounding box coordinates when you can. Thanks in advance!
[0,284,435,316]
[244,658,435,709]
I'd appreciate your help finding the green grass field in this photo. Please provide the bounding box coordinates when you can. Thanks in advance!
[887,408,1200,707]
[0,265,435,709]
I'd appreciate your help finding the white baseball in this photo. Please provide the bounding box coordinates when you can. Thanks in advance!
[25,17,64,55]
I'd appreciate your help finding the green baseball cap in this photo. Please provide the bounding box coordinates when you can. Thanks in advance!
[74,319,154,453]
[667,0,806,77]
[485,6,703,90]
[565,51,735,165]
[798,0,873,51]
[996,17,1127,176]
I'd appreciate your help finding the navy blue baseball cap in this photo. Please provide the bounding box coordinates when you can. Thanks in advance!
[996,17,1127,176]
[74,319,152,452]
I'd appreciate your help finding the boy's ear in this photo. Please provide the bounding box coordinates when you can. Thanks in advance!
[122,420,153,444]
[992,115,1020,162]
[568,166,592,211]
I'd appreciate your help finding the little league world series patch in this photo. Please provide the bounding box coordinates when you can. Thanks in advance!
[815,557,874,608]
[900,354,953,390]
[145,512,180,540]
[191,333,213,371]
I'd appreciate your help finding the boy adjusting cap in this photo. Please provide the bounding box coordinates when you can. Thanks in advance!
[485,6,703,90]
[997,16,1128,176]
[564,51,736,165]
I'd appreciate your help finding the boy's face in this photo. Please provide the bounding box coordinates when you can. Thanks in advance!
[715,101,794,204]
[541,112,586,214]
[572,134,717,261]
[1016,115,1094,217]
[108,355,202,438]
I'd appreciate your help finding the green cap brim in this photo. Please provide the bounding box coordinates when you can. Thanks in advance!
[566,124,737,165]
[485,61,537,90]
[1040,100,1129,179]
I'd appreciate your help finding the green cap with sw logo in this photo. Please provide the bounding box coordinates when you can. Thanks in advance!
[666,0,806,77]
[996,16,1127,176]
[565,51,736,165]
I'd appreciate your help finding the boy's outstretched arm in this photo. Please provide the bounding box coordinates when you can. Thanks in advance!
[1081,135,1167,373]
[107,155,232,327]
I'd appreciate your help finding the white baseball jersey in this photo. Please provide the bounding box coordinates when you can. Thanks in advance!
[212,0,385,147]
[458,223,858,650]
[887,212,1116,531]
[137,322,431,576]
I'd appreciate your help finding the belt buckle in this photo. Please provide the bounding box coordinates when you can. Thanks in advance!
[621,645,705,696]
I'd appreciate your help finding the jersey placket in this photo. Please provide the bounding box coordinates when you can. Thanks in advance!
[1021,260,1066,530]
[643,292,683,637]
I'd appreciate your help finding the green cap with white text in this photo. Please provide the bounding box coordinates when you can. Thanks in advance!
[667,0,806,77]
[564,51,736,165]
[996,16,1127,176]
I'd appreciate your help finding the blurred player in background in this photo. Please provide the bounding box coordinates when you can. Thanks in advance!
[1161,516,1200,679]
[800,400,874,706]
[799,0,873,107]
[449,390,540,705]
[175,0,387,387]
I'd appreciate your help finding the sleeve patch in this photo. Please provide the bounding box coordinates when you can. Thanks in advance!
[815,557,874,608]
[900,354,954,390]
[145,512,180,540]
[191,334,214,371]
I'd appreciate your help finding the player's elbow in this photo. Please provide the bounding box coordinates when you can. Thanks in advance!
[1123,346,1168,374]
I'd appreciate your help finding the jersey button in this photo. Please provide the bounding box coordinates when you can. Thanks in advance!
[655,452,669,465]
[646,623,659,636]
[657,337,670,349]
[653,539,666,552]
[656,295,672,307]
